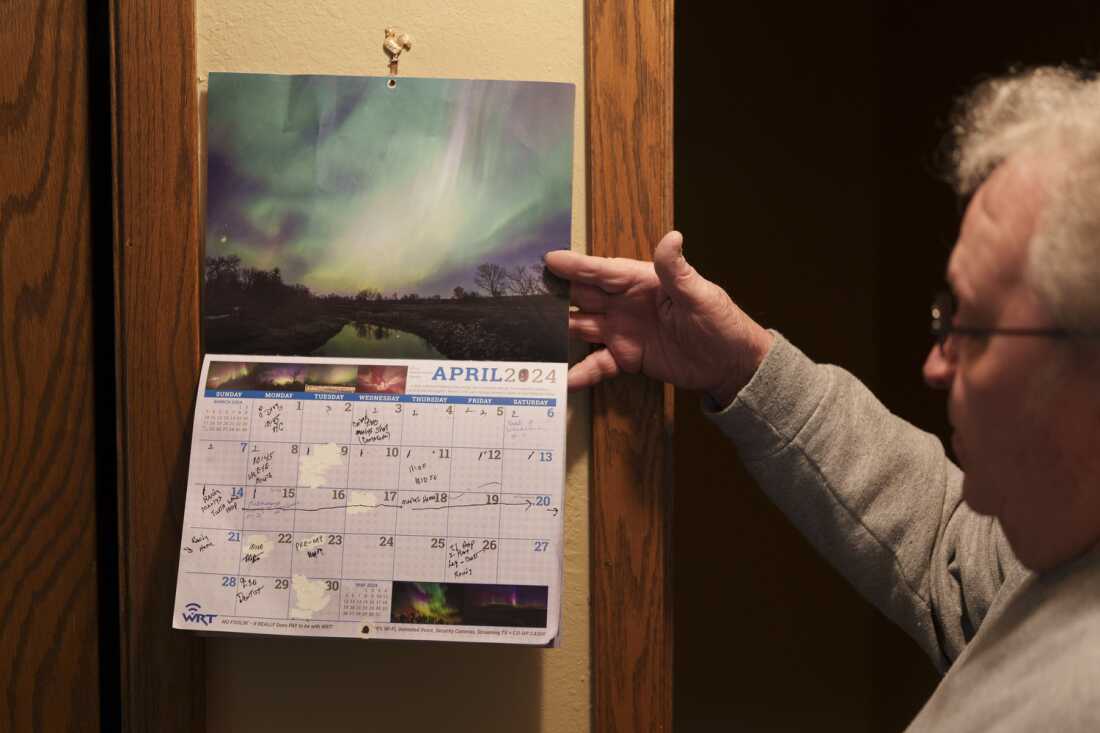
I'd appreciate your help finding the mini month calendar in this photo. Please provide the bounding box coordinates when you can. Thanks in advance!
[173,356,566,644]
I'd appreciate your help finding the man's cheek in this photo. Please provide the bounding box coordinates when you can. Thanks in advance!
[961,463,1000,515]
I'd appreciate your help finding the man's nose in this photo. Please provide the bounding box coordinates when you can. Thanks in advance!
[923,344,953,389]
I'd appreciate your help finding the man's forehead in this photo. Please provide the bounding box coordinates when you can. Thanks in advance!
[981,155,1050,223]
[947,155,1051,292]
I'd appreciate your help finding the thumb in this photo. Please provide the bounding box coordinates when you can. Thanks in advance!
[653,231,707,307]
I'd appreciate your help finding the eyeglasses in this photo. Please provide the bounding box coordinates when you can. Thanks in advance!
[930,290,1086,359]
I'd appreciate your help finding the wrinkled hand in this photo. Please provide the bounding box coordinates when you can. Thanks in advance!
[544,231,773,406]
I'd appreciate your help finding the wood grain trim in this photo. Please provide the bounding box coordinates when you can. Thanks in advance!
[0,2,102,730]
[110,2,205,730]
[586,2,675,731]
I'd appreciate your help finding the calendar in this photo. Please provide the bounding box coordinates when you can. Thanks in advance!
[186,72,575,644]
[172,355,566,644]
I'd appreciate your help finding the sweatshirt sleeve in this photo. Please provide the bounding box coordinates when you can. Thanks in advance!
[705,332,1028,671]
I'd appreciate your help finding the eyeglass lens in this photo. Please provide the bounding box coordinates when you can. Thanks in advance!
[932,290,957,358]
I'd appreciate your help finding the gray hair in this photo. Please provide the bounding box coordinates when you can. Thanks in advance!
[950,66,1100,331]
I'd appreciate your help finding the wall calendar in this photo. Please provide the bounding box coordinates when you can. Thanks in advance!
[175,72,575,644]
[173,355,566,644]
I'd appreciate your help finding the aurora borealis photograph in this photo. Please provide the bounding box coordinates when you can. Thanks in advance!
[390,582,548,628]
[203,73,574,362]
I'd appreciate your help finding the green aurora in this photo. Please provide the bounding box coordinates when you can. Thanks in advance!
[205,73,575,298]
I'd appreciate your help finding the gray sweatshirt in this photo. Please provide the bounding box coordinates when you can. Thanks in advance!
[706,333,1100,731]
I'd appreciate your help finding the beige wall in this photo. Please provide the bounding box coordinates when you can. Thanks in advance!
[197,3,589,731]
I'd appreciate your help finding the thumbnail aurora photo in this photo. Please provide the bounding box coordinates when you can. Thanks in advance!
[390,582,548,628]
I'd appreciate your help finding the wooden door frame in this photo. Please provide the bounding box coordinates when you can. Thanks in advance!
[586,2,675,731]
[3,2,105,731]
[111,2,204,730]
[110,2,674,730]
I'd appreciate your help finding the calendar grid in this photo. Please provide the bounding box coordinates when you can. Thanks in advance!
[187,527,551,542]
[177,356,567,640]
[443,411,456,580]
[336,408,354,615]
[392,404,406,581]
[285,411,306,618]
[232,405,256,616]
[497,414,509,581]
[197,481,552,496]
[201,437,558,451]
[188,570,396,582]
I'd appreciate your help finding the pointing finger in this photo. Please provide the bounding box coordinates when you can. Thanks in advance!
[567,349,621,390]
[569,313,607,343]
[545,250,652,294]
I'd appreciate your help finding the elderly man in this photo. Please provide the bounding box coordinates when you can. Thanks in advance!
[546,66,1100,730]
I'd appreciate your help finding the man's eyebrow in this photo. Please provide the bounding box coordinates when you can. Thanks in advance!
[945,268,961,298]
[945,258,972,304]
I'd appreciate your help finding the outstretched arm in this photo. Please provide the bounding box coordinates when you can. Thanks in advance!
[547,231,1024,669]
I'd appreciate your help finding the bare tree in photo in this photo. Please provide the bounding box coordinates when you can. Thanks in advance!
[356,287,382,303]
[505,263,549,296]
[474,263,509,297]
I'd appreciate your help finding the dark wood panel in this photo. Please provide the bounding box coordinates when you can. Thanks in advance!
[0,1,101,730]
[110,1,204,730]
[586,2,675,731]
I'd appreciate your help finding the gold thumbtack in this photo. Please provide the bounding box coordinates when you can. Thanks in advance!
[383,27,413,85]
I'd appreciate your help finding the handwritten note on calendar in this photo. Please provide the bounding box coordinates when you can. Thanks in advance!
[173,355,566,644]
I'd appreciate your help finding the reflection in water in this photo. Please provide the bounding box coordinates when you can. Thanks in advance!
[353,322,395,341]
[313,321,445,359]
